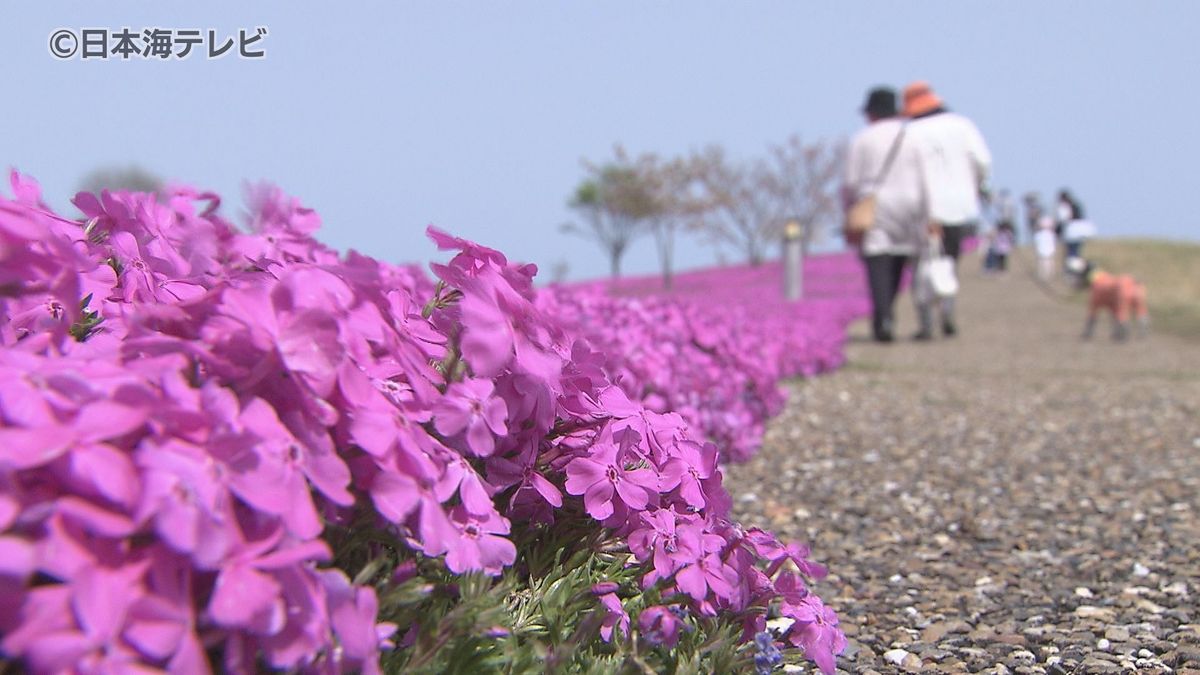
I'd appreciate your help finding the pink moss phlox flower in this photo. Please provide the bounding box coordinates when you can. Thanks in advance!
[135,437,241,569]
[590,582,619,595]
[0,390,147,473]
[596,593,630,643]
[4,563,150,673]
[429,229,565,384]
[435,274,515,378]
[674,550,740,605]
[357,456,458,561]
[783,593,847,675]
[433,378,508,457]
[494,372,557,436]
[774,571,809,607]
[207,527,331,634]
[236,182,327,264]
[563,426,659,521]
[215,396,341,540]
[248,565,336,669]
[442,505,516,575]
[434,453,494,516]
[319,569,398,674]
[391,559,418,585]
[746,529,828,580]
[361,463,425,524]
[340,366,443,481]
[210,279,345,401]
[426,226,510,274]
[385,288,447,358]
[8,170,47,208]
[124,553,209,673]
[637,605,684,648]
[106,230,204,304]
[628,509,706,585]
[658,440,718,509]
[485,444,563,511]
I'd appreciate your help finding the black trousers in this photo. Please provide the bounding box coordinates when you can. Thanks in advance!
[941,225,967,261]
[863,253,909,339]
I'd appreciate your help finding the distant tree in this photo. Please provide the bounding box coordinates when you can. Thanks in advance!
[78,165,164,195]
[759,135,844,254]
[690,137,843,265]
[640,154,705,290]
[562,146,658,279]
[690,145,776,266]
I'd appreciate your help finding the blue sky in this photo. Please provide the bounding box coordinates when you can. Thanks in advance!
[4,1,1197,280]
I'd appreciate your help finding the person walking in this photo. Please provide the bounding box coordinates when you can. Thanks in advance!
[902,81,992,338]
[994,189,1018,245]
[1058,189,1092,263]
[1055,189,1081,243]
[1023,192,1044,243]
[1034,215,1057,281]
[842,86,926,343]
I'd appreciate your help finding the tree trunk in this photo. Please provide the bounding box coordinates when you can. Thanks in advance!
[655,224,675,291]
[748,239,764,266]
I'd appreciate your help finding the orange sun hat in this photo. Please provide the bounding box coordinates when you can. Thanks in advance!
[903,81,943,117]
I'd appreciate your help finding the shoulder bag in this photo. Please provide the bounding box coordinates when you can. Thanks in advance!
[845,124,907,237]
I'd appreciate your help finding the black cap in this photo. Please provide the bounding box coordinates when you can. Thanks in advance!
[861,87,897,117]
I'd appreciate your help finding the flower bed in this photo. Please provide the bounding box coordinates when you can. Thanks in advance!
[0,174,857,674]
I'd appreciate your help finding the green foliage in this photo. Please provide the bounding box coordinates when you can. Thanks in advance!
[325,509,772,675]
[69,293,105,342]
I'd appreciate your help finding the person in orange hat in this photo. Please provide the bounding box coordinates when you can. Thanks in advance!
[902,80,992,340]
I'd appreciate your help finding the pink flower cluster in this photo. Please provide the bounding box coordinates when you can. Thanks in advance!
[0,172,852,674]
[542,282,860,461]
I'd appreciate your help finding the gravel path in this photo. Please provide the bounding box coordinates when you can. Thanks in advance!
[726,252,1200,674]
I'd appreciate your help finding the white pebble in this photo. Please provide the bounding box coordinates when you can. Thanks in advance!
[1162,581,1188,596]
[883,648,910,666]
[1133,562,1151,577]
[1097,638,1111,650]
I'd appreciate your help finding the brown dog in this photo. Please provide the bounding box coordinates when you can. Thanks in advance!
[1069,258,1149,341]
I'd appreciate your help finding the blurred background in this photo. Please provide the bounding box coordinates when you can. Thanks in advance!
[4,1,1198,281]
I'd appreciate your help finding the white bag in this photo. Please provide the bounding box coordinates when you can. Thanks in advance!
[915,237,958,302]
[928,256,958,297]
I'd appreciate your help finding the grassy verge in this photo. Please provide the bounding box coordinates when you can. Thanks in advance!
[1074,238,1200,341]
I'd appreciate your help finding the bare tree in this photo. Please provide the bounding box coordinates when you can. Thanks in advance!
[562,146,657,279]
[760,135,844,253]
[690,137,843,265]
[79,165,164,195]
[638,154,705,290]
[690,145,776,265]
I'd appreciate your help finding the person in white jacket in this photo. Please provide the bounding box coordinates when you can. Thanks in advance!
[903,81,992,339]
[842,86,927,343]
